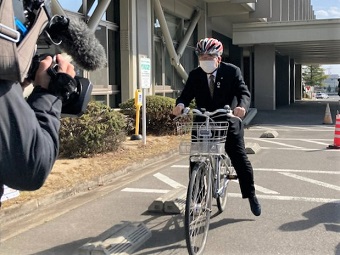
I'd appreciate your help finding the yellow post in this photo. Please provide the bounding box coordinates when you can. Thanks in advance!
[131,89,143,140]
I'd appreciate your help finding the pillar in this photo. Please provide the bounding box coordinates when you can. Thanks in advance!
[254,45,276,110]
[276,55,290,107]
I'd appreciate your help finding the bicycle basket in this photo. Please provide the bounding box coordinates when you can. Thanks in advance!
[176,121,229,155]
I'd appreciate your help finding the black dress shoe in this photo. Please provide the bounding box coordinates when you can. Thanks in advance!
[248,195,261,216]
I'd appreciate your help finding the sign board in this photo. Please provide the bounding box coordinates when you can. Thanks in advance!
[139,56,151,89]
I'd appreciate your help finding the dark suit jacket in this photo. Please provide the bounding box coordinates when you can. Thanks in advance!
[0,80,61,191]
[176,62,251,112]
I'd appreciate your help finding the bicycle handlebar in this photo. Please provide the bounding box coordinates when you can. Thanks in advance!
[174,105,242,122]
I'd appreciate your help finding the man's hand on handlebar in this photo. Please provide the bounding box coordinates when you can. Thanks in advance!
[233,106,246,119]
[172,104,184,116]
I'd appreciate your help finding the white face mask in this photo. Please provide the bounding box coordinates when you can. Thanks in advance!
[199,60,217,74]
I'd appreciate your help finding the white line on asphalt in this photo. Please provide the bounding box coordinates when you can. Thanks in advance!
[231,180,280,194]
[254,168,340,174]
[279,172,340,191]
[250,138,305,149]
[245,137,333,142]
[255,184,280,194]
[121,188,169,193]
[249,126,334,132]
[258,147,333,151]
[228,193,340,203]
[172,166,340,174]
[121,188,339,203]
[153,172,185,188]
[299,139,330,145]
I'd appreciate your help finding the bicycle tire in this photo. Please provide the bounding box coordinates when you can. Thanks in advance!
[216,156,233,212]
[185,162,212,255]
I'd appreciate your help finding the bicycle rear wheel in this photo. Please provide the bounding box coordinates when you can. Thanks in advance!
[216,157,234,212]
[185,162,212,255]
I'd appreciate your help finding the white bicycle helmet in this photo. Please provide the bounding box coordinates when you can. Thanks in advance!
[195,38,223,56]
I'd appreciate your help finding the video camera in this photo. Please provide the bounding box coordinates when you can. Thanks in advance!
[27,54,93,117]
[12,0,99,117]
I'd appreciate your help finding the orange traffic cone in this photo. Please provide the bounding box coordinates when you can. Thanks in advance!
[328,113,340,149]
[323,103,333,124]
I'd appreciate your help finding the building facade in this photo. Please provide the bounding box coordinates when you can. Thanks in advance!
[53,0,340,110]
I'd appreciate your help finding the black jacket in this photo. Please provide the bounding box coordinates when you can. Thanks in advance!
[0,80,61,191]
[176,62,251,112]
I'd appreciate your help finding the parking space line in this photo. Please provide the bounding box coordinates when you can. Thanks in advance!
[228,193,340,203]
[250,138,305,148]
[173,166,340,174]
[255,184,280,194]
[153,173,185,188]
[260,147,312,151]
[231,180,280,194]
[279,172,340,191]
[299,139,330,146]
[254,168,339,174]
[249,126,334,132]
[121,188,169,193]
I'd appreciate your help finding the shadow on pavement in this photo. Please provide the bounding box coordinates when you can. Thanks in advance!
[28,237,92,255]
[251,100,340,126]
[278,202,340,232]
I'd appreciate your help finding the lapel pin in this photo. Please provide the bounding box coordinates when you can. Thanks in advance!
[217,81,220,88]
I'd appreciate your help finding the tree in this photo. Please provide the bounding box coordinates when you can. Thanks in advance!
[302,65,328,87]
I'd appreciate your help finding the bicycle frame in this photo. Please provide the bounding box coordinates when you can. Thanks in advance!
[175,106,236,255]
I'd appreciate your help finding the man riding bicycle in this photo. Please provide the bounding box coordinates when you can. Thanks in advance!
[172,37,261,216]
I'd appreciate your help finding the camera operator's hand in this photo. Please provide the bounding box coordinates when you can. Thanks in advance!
[34,54,75,90]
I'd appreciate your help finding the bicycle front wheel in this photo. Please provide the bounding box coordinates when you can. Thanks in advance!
[185,162,212,255]
[216,157,234,213]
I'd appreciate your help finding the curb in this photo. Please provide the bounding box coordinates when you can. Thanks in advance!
[0,148,179,225]
[0,109,258,225]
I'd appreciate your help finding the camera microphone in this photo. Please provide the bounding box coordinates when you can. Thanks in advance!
[45,15,107,71]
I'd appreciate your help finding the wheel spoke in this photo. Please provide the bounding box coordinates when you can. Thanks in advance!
[185,163,211,255]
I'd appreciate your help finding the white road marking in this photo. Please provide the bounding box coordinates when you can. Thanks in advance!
[250,138,305,149]
[172,166,340,175]
[245,137,333,142]
[299,139,330,146]
[121,188,169,193]
[248,126,334,132]
[254,168,340,174]
[259,147,308,151]
[279,172,340,191]
[231,180,280,194]
[121,188,339,203]
[259,147,338,151]
[153,172,185,188]
[254,184,280,194]
[228,193,340,203]
[172,165,191,168]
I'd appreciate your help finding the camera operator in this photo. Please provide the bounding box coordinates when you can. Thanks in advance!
[0,0,105,206]
[0,54,75,207]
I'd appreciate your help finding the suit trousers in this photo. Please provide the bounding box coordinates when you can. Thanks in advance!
[225,118,255,198]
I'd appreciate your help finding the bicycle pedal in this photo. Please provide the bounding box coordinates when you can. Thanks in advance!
[227,174,238,180]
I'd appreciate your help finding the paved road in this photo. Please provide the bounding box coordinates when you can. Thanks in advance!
[0,100,339,255]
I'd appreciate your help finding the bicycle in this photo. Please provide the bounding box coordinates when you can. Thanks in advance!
[174,105,238,255]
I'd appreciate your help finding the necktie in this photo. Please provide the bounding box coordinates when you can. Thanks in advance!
[209,74,215,98]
